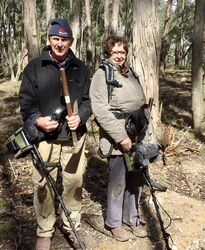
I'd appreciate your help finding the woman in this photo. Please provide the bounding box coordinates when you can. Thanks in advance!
[89,35,147,241]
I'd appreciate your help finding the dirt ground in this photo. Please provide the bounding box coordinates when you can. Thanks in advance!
[0,73,205,250]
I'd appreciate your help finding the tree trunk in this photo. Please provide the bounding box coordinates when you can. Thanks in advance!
[159,0,173,75]
[191,0,205,132]
[132,0,161,143]
[23,0,40,61]
[15,43,28,81]
[84,0,93,73]
[69,0,81,57]
[174,0,186,68]
[111,0,120,34]
[104,0,110,37]
[46,0,55,25]
[46,0,55,44]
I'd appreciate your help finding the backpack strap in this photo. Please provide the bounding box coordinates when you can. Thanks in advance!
[99,59,122,101]
[129,66,141,83]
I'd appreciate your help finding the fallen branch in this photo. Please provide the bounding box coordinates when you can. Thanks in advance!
[8,159,18,180]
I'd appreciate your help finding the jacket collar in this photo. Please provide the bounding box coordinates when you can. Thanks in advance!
[41,45,77,67]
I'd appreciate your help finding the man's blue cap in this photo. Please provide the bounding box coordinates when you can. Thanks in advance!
[48,19,73,38]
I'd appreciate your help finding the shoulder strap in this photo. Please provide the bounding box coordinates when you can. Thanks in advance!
[99,59,122,101]
[129,67,140,83]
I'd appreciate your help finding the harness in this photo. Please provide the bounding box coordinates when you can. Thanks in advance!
[100,59,149,141]
[97,59,149,158]
[99,59,141,101]
[99,59,123,101]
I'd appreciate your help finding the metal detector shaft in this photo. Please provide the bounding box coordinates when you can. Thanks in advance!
[143,173,171,250]
[31,144,86,250]
[60,67,78,147]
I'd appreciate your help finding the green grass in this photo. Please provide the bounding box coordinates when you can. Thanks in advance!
[0,197,7,209]
[0,222,13,238]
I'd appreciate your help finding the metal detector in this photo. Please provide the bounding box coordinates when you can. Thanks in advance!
[6,127,86,250]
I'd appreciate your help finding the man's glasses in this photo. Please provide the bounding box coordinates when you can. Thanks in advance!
[111,50,126,55]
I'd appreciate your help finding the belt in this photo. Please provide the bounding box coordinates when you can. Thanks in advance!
[111,109,130,119]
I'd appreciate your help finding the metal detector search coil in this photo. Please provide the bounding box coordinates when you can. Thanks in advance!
[6,127,33,159]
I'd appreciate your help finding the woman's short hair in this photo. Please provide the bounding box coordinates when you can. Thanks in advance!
[103,35,128,58]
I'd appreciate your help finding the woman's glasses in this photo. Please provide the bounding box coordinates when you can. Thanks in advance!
[111,50,126,55]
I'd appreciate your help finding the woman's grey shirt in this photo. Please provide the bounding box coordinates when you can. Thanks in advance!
[90,64,145,156]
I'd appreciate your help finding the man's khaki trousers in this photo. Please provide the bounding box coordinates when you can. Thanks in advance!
[32,136,86,237]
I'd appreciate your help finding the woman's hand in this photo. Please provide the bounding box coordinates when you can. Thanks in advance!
[35,116,59,133]
[120,137,132,152]
[66,114,81,131]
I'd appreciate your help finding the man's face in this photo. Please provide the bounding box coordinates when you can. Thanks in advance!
[109,43,127,66]
[49,36,73,61]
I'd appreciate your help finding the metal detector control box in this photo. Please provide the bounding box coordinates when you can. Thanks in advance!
[6,127,33,159]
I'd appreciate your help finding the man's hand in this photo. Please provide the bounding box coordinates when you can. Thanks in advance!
[66,114,81,131]
[35,116,59,133]
[120,137,132,152]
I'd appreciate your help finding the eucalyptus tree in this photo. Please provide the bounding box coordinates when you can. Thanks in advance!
[46,0,55,25]
[89,0,104,67]
[84,0,93,72]
[45,0,55,45]
[166,0,195,68]
[23,0,40,61]
[102,0,132,37]
[0,0,28,81]
[191,0,205,132]
[132,0,161,143]
[121,0,132,38]
[110,0,120,34]
[69,0,81,57]
[104,0,110,37]
[159,0,173,75]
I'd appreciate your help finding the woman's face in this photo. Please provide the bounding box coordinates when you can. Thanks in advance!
[109,42,127,66]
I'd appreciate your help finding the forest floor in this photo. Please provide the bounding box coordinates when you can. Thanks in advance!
[0,71,205,250]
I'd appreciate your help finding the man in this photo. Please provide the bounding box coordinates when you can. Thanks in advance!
[19,19,91,250]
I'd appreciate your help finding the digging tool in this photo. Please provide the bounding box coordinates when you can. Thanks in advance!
[60,67,78,147]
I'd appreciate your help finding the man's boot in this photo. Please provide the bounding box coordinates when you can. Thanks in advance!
[36,237,51,250]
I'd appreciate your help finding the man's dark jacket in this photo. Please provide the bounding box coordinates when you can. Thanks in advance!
[19,46,92,142]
